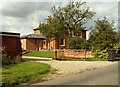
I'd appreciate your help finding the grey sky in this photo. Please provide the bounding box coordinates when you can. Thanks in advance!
[0,0,119,40]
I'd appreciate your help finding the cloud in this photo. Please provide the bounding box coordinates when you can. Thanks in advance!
[1,2,53,18]
[86,2,118,28]
[0,1,119,36]
[1,2,56,35]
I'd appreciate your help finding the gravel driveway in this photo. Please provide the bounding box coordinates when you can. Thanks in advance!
[38,60,117,76]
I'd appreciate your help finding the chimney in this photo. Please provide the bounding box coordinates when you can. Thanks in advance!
[47,16,51,24]
[33,27,41,35]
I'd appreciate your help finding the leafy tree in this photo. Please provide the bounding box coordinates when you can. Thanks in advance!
[40,1,95,40]
[52,1,95,37]
[39,1,95,49]
[88,17,119,51]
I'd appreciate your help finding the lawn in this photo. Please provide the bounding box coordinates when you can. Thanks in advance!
[23,51,54,58]
[2,62,50,87]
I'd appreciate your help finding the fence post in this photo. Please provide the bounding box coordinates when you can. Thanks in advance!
[84,49,86,61]
[54,49,57,60]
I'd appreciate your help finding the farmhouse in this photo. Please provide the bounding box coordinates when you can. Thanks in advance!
[21,27,86,51]
[21,16,87,51]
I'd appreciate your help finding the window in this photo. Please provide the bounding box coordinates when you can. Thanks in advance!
[43,40,46,45]
[60,38,65,46]
[78,32,82,38]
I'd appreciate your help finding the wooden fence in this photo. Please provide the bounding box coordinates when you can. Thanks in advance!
[54,49,86,61]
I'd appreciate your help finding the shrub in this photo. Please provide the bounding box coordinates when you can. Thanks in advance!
[69,36,84,49]
[94,49,108,59]
[114,42,120,57]
[2,48,21,65]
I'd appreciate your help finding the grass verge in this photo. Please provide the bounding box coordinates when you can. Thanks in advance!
[2,62,50,87]
[58,58,108,61]
[86,58,108,61]
[23,51,54,58]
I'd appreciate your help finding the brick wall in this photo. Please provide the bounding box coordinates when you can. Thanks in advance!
[26,39,36,51]
[26,39,45,51]
[1,34,22,58]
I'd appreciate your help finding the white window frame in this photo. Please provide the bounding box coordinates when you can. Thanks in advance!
[60,38,65,46]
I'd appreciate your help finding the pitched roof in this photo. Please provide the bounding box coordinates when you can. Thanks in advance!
[0,32,20,37]
[33,27,40,30]
[20,34,46,39]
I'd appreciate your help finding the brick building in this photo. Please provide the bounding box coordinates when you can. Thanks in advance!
[0,32,22,58]
[20,27,87,51]
[20,28,46,51]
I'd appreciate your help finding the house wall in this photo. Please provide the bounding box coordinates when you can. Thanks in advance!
[58,36,68,49]
[49,40,55,50]
[22,27,87,50]
[49,37,68,50]
[26,39,45,51]
[21,39,26,50]
[26,39,36,51]
[1,34,22,58]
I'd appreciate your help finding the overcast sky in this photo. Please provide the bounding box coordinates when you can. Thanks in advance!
[0,0,119,40]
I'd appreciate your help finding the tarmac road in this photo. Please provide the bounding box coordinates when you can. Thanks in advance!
[32,63,118,85]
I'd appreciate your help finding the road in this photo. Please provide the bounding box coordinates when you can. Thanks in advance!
[32,63,118,85]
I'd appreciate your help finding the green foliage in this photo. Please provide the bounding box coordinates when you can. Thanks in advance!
[84,40,92,50]
[69,37,92,50]
[52,1,95,37]
[89,17,118,51]
[88,17,118,58]
[95,49,108,59]
[114,42,120,57]
[2,62,50,87]
[69,36,84,49]
[40,16,64,40]
[2,48,21,65]
[114,42,120,50]
[39,1,95,41]
[23,51,54,58]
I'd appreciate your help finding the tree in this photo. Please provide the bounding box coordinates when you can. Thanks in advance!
[40,1,95,40]
[88,17,119,51]
[51,1,95,37]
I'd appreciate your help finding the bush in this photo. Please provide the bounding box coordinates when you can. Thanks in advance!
[114,42,120,57]
[69,36,84,49]
[94,49,108,59]
[2,48,21,65]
